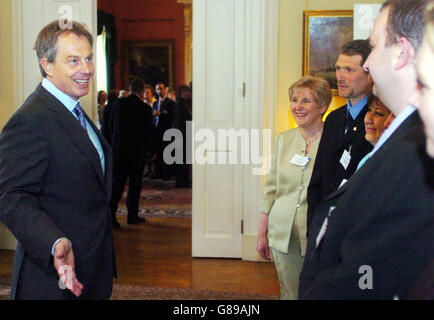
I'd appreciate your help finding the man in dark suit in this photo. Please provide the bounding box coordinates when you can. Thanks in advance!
[101,88,120,146]
[299,0,434,299]
[0,21,116,299]
[110,78,153,226]
[152,83,175,180]
[306,40,374,231]
[173,85,193,188]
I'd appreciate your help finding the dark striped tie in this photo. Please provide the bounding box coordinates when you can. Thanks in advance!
[73,102,87,131]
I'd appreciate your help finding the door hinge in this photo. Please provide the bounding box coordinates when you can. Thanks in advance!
[241,219,244,234]
[242,83,246,97]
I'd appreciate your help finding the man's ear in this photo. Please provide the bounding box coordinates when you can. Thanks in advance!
[367,72,374,85]
[39,58,52,76]
[394,37,416,70]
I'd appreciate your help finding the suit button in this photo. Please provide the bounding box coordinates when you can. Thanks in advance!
[297,204,301,208]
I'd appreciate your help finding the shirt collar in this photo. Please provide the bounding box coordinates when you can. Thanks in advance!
[347,95,369,120]
[42,78,80,112]
[371,105,416,155]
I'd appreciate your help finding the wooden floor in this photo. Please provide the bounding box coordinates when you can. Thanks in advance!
[0,215,280,296]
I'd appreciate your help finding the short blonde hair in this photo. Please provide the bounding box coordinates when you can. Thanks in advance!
[425,2,434,51]
[288,75,332,113]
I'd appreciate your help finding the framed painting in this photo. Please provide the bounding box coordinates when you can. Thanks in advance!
[303,10,354,95]
[121,40,175,90]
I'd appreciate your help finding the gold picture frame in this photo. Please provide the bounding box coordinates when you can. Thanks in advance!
[303,10,354,95]
[121,40,175,90]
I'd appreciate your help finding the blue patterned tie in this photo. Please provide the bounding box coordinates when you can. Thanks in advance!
[73,102,87,131]
[154,99,160,127]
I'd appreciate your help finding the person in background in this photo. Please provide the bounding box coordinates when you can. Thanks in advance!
[356,96,393,170]
[142,84,156,178]
[306,40,374,233]
[257,76,332,300]
[110,78,153,227]
[167,87,176,102]
[102,88,119,145]
[97,90,107,129]
[119,89,128,98]
[152,83,175,180]
[364,96,392,146]
[143,85,154,108]
[173,84,193,188]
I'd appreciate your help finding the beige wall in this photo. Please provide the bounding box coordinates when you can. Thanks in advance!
[0,0,14,129]
[277,0,382,133]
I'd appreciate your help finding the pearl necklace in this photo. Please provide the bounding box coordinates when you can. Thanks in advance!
[301,129,322,156]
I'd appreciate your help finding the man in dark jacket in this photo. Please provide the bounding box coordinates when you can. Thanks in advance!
[0,21,116,300]
[110,78,153,226]
[306,40,374,231]
[152,83,175,180]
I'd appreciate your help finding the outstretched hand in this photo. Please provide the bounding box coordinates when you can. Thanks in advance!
[53,238,83,297]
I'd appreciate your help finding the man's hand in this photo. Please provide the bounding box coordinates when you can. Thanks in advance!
[53,238,83,297]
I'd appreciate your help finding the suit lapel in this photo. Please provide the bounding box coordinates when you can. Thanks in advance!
[323,111,421,203]
[337,103,369,150]
[85,112,113,197]
[331,107,346,152]
[36,85,107,188]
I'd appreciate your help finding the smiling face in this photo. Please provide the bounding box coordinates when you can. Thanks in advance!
[42,32,94,101]
[364,98,392,146]
[335,54,372,105]
[290,87,326,130]
[415,36,434,157]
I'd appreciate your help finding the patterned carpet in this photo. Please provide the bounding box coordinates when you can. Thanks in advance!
[0,179,279,300]
[0,277,277,300]
[116,178,192,218]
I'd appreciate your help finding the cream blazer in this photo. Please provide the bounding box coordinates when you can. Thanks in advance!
[260,128,320,256]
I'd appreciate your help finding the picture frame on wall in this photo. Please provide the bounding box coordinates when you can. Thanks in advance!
[303,10,354,95]
[121,40,175,90]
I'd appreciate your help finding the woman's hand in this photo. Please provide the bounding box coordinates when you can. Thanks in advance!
[257,212,271,261]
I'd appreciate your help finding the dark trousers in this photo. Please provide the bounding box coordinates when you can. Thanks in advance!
[155,138,175,179]
[110,155,145,221]
[176,134,190,187]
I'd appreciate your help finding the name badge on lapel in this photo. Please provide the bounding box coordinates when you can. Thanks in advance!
[340,149,351,170]
[290,154,310,167]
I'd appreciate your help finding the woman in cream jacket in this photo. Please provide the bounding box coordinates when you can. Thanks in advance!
[257,76,331,299]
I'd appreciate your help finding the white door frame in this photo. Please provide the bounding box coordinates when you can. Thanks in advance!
[191,0,278,259]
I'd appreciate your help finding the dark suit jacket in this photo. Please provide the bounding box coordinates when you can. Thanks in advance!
[152,97,175,135]
[111,94,153,161]
[307,103,373,231]
[299,111,434,299]
[0,84,116,299]
[101,99,118,146]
